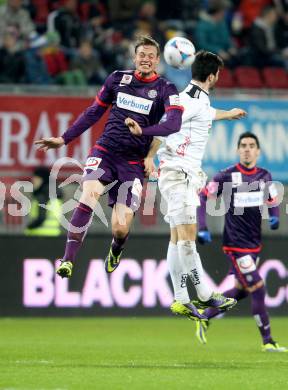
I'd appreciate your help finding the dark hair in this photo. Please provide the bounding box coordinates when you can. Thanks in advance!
[260,5,276,17]
[192,50,224,82]
[134,35,160,56]
[237,132,260,149]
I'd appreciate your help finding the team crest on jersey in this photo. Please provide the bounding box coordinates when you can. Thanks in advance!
[148,89,157,98]
[231,172,242,187]
[120,74,132,85]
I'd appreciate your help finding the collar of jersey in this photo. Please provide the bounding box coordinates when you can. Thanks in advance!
[134,71,159,82]
[189,81,209,95]
[236,163,258,175]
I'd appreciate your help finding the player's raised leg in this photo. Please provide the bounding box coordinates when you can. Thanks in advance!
[57,180,105,278]
[104,203,134,273]
[196,283,248,344]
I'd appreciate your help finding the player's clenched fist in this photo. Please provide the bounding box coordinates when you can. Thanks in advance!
[34,137,65,152]
[229,108,247,120]
[125,117,142,136]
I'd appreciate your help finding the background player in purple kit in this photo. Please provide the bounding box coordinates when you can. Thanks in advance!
[196,132,287,351]
[34,35,184,279]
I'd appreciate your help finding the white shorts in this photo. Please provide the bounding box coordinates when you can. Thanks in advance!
[158,167,207,227]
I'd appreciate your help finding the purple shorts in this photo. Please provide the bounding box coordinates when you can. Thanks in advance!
[224,250,261,288]
[83,145,144,211]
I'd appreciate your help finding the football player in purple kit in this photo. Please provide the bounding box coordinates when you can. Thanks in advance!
[34,36,189,282]
[196,132,287,351]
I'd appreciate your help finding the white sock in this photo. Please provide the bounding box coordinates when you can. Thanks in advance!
[167,241,190,304]
[177,240,212,302]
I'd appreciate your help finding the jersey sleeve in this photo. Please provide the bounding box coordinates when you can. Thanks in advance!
[95,72,115,107]
[264,171,280,219]
[141,82,183,137]
[264,171,278,204]
[163,82,183,112]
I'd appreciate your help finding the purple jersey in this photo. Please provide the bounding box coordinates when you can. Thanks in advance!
[62,70,182,160]
[198,163,279,252]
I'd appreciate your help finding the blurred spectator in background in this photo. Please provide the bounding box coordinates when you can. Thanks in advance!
[156,0,203,30]
[87,0,108,33]
[247,5,284,67]
[194,0,239,67]
[24,167,63,237]
[136,1,165,46]
[0,32,25,83]
[0,0,35,46]
[156,0,182,21]
[24,32,51,84]
[53,0,82,49]
[108,0,142,34]
[275,0,288,67]
[69,39,107,85]
[41,31,68,77]
[237,0,272,30]
[0,0,287,86]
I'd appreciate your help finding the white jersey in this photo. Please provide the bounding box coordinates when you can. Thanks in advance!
[157,82,216,174]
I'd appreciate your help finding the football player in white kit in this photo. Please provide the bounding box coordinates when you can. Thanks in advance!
[126,50,246,322]
[157,51,247,319]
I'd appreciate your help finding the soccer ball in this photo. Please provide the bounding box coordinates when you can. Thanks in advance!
[163,37,196,69]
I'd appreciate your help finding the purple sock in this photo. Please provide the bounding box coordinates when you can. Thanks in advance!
[63,202,93,263]
[111,234,129,256]
[204,287,248,319]
[251,286,272,344]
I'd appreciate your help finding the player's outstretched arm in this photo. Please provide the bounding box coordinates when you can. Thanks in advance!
[215,108,247,121]
[126,109,182,137]
[34,137,65,152]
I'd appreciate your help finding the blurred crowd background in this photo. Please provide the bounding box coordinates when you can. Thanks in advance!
[0,0,288,89]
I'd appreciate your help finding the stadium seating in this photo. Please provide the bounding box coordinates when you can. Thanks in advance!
[234,66,264,89]
[217,67,236,88]
[262,67,288,89]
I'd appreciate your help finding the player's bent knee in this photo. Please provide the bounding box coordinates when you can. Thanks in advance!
[112,225,129,238]
[79,192,99,210]
[176,223,197,241]
[81,180,104,208]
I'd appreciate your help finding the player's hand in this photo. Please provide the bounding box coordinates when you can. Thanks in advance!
[229,108,247,120]
[197,230,212,245]
[269,216,279,230]
[34,137,65,152]
[144,157,157,178]
[125,117,142,136]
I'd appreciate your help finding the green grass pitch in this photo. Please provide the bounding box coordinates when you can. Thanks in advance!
[0,317,287,390]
